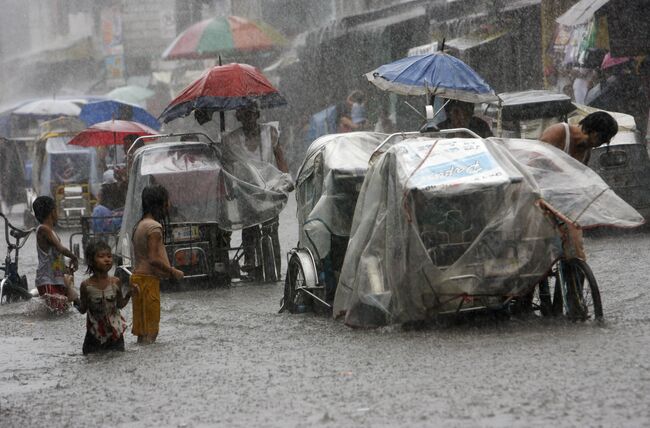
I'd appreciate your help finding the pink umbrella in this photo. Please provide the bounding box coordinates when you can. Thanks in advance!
[601,53,631,70]
[68,120,157,147]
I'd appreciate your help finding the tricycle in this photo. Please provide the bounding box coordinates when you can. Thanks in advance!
[115,133,292,290]
[27,126,101,228]
[280,131,388,313]
[282,127,644,327]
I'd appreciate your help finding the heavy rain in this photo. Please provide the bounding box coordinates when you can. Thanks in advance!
[1,0,649,426]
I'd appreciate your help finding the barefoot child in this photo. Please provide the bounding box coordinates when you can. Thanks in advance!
[33,196,79,311]
[77,240,132,354]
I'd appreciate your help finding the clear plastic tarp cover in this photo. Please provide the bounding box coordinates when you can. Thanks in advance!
[295,132,387,260]
[334,137,643,327]
[117,142,292,260]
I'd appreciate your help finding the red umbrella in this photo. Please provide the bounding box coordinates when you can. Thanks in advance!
[159,63,287,124]
[68,120,158,147]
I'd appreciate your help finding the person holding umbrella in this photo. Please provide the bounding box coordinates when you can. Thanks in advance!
[436,99,493,138]
[224,102,288,275]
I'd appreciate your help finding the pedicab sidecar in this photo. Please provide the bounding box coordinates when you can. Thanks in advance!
[281,131,387,313]
[332,131,644,327]
[115,134,292,290]
[28,129,102,228]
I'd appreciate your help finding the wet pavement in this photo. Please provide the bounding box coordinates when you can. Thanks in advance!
[1,197,650,427]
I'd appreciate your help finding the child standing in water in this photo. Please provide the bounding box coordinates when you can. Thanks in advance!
[77,240,131,354]
[131,185,184,344]
[32,196,79,311]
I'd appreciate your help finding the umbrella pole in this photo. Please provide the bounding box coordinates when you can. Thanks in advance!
[218,54,226,134]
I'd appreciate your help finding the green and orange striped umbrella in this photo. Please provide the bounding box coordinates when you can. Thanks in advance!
[162,15,287,60]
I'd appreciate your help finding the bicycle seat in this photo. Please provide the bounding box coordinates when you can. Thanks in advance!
[10,228,31,239]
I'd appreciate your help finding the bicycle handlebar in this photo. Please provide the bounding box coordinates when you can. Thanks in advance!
[0,212,35,249]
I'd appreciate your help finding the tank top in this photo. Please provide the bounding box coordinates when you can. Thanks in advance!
[563,122,589,163]
[563,122,571,155]
[132,218,169,278]
[83,281,126,343]
[35,225,66,286]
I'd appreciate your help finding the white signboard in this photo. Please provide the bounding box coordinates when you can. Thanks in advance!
[403,139,512,191]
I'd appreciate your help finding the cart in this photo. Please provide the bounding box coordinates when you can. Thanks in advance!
[115,133,292,290]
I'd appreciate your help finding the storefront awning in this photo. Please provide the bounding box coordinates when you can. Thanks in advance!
[8,36,98,66]
[556,0,649,57]
[556,0,609,26]
[307,3,427,44]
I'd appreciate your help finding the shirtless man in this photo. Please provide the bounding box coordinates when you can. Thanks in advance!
[540,111,618,164]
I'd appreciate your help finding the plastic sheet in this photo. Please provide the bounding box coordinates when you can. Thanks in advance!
[295,132,387,261]
[117,141,292,262]
[334,136,643,327]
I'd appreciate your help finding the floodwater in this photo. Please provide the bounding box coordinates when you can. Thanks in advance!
[1,197,650,427]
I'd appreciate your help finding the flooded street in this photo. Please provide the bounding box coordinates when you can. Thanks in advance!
[0,197,648,427]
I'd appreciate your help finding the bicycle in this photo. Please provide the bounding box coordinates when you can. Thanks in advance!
[0,212,35,304]
[535,200,603,321]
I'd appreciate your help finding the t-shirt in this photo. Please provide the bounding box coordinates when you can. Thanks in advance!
[91,204,117,233]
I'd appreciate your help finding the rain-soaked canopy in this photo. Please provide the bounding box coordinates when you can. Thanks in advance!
[295,132,387,261]
[334,136,643,327]
[117,140,292,262]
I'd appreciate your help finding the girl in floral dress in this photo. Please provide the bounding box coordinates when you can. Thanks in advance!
[77,240,132,355]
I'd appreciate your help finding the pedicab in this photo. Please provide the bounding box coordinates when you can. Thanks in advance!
[115,133,292,290]
[328,130,643,327]
[280,131,388,313]
[26,120,101,228]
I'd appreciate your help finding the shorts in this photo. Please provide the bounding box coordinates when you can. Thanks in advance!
[130,274,161,336]
[82,331,125,355]
[37,284,68,312]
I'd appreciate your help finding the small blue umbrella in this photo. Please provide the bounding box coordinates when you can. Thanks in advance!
[79,100,160,130]
[365,52,499,103]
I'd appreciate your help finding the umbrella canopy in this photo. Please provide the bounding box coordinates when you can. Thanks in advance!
[159,63,287,123]
[162,15,287,60]
[106,85,155,106]
[12,98,87,118]
[68,120,157,147]
[79,100,160,130]
[365,52,499,103]
[601,53,631,70]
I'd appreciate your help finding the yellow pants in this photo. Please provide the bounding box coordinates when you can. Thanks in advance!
[130,274,161,336]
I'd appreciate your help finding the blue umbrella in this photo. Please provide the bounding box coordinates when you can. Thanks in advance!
[365,52,499,103]
[79,100,160,130]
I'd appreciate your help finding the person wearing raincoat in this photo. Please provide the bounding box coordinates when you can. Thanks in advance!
[224,103,288,275]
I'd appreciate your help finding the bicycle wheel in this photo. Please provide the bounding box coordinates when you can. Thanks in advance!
[532,278,553,317]
[261,235,277,282]
[0,278,32,304]
[283,255,311,314]
[563,259,603,321]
